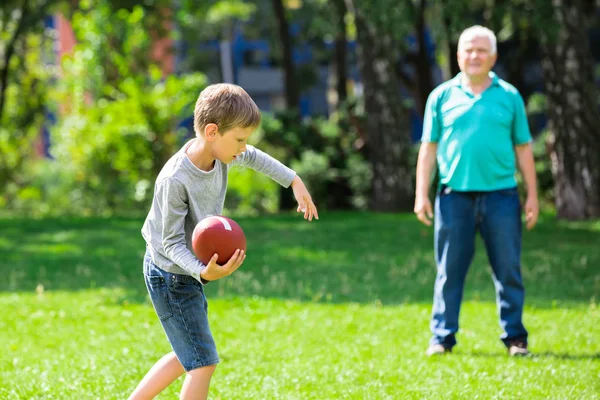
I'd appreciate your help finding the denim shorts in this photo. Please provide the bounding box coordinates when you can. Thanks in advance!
[143,250,219,371]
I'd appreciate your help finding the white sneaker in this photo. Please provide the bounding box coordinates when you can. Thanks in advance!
[426,344,451,356]
[508,341,530,356]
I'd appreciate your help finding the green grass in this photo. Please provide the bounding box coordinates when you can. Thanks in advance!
[1,212,599,399]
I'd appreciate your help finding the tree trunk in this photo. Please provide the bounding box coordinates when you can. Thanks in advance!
[325,0,354,210]
[539,0,600,219]
[271,0,301,211]
[414,0,433,117]
[271,0,299,111]
[439,0,460,79]
[0,0,30,125]
[345,0,414,212]
[332,0,348,107]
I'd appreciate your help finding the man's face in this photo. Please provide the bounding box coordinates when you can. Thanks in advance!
[457,36,497,79]
[211,126,254,164]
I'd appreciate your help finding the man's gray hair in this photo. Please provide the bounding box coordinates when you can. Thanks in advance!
[458,25,497,55]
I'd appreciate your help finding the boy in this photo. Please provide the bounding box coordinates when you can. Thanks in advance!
[129,83,318,400]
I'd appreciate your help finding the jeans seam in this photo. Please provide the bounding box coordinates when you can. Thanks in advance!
[174,285,203,368]
[145,263,174,321]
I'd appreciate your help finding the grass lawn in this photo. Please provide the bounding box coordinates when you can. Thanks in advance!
[0,212,598,399]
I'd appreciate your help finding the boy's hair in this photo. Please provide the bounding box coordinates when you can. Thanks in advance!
[193,83,261,135]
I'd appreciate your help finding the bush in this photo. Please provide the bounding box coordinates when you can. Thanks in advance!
[259,109,372,211]
[42,4,208,216]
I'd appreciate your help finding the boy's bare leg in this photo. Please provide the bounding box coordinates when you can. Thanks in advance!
[128,352,185,400]
[180,365,217,400]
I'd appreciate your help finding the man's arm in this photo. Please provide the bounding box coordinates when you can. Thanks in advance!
[416,142,438,199]
[414,142,438,226]
[515,143,539,230]
[414,88,442,226]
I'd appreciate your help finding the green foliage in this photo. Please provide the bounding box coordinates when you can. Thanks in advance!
[531,130,555,208]
[0,0,68,208]
[224,120,281,216]
[520,93,554,209]
[176,0,257,43]
[291,149,332,205]
[3,0,584,218]
[259,107,372,210]
[345,0,421,72]
[173,0,262,81]
[205,0,257,24]
[225,166,280,216]
[223,105,370,216]
[43,3,207,216]
[0,54,50,204]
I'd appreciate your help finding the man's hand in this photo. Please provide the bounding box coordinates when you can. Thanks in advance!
[200,249,245,282]
[524,195,539,230]
[414,142,437,227]
[515,143,539,231]
[291,176,319,221]
[414,194,434,226]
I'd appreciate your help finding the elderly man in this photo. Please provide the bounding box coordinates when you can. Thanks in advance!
[414,25,539,357]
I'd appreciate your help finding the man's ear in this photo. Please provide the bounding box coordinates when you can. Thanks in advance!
[204,123,219,141]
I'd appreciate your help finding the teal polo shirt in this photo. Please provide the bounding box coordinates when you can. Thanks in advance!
[421,72,532,191]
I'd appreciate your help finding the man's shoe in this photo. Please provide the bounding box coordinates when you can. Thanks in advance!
[426,344,451,356]
[508,341,529,356]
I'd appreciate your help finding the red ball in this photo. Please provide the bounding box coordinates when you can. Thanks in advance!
[192,216,247,265]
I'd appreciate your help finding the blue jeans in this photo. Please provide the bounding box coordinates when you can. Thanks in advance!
[144,250,219,371]
[430,186,528,349]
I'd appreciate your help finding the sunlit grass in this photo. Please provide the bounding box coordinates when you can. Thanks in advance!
[0,212,599,399]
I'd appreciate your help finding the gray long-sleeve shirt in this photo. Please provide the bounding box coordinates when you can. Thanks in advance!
[141,139,296,281]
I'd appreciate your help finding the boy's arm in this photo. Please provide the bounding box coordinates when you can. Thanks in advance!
[232,145,318,220]
[158,178,207,282]
[231,145,296,188]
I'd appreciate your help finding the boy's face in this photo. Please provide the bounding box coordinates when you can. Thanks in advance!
[206,124,255,164]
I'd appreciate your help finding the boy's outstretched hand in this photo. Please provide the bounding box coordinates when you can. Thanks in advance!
[291,175,319,221]
[200,249,245,282]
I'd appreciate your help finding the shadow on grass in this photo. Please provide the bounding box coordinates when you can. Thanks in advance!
[1,212,599,309]
[468,351,600,360]
[531,352,600,360]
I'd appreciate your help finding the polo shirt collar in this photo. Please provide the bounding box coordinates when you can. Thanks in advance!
[452,71,500,87]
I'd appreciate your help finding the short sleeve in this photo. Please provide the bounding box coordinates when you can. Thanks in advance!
[421,91,441,143]
[512,92,532,145]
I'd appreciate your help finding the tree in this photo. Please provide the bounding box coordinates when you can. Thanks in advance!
[49,2,207,214]
[329,0,349,109]
[344,0,415,212]
[392,0,434,117]
[535,0,600,219]
[0,0,69,205]
[0,0,64,122]
[271,0,300,111]
[431,0,600,219]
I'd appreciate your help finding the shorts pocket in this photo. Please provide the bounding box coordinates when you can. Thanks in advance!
[145,275,174,321]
